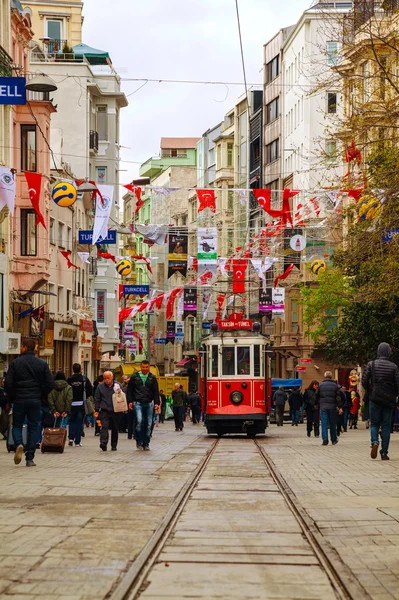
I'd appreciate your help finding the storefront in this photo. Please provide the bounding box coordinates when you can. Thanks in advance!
[39,329,54,369]
[79,319,93,377]
[53,323,79,376]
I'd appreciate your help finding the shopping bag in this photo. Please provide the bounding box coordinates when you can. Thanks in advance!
[112,385,128,413]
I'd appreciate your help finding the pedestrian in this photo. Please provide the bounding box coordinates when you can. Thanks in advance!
[159,389,167,424]
[36,391,51,449]
[303,380,320,437]
[362,342,399,460]
[340,385,352,432]
[349,391,360,429]
[288,388,302,426]
[127,360,159,451]
[316,371,342,446]
[336,385,347,437]
[180,384,188,422]
[94,370,121,452]
[188,387,201,424]
[67,363,93,447]
[48,371,72,427]
[172,382,186,431]
[0,377,10,440]
[93,374,103,436]
[4,338,54,466]
[273,386,287,427]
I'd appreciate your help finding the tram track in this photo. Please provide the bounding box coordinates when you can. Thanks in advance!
[108,436,370,600]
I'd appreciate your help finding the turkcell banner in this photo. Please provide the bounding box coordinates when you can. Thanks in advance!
[183,287,197,319]
[0,77,26,105]
[78,229,117,245]
[123,285,149,296]
[198,227,217,260]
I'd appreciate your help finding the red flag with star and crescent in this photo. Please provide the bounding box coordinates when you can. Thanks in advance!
[24,171,46,229]
[196,189,216,213]
[232,259,247,293]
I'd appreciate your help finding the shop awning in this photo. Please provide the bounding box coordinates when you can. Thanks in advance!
[175,357,195,369]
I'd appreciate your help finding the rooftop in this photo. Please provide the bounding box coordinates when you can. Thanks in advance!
[160,137,201,149]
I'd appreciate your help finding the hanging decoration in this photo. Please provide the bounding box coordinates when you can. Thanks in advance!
[344,139,362,179]
[92,184,114,245]
[183,287,197,319]
[215,293,226,321]
[274,263,295,288]
[197,189,216,213]
[168,227,188,278]
[130,255,153,274]
[132,331,144,353]
[341,188,364,202]
[119,307,133,323]
[357,193,381,220]
[77,252,90,264]
[232,259,247,293]
[31,304,45,322]
[24,171,46,229]
[310,259,327,274]
[123,184,144,214]
[52,181,77,207]
[116,258,132,276]
[97,249,117,262]
[166,321,176,344]
[166,287,183,319]
[253,189,298,228]
[284,228,302,271]
[60,250,78,269]
[0,166,15,215]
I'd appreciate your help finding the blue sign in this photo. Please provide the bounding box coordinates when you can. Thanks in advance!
[155,338,167,344]
[382,228,399,242]
[78,229,117,245]
[0,77,26,105]
[123,285,149,296]
[202,321,212,330]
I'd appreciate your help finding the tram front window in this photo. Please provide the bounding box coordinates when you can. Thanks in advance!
[211,345,218,377]
[222,347,236,375]
[237,346,250,375]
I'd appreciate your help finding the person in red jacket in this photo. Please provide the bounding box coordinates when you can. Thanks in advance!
[349,391,360,429]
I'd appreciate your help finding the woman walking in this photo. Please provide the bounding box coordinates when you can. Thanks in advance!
[303,380,320,437]
[48,371,72,427]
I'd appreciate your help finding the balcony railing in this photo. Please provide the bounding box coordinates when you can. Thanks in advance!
[0,45,12,76]
[47,39,68,55]
[90,130,99,153]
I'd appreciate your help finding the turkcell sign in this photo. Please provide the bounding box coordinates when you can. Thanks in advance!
[78,229,117,244]
[123,285,149,295]
[0,77,26,105]
[202,321,212,330]
[154,338,167,344]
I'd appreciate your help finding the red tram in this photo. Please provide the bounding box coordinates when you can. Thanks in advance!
[199,319,271,437]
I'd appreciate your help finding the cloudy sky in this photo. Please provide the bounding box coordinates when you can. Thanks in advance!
[83,0,312,180]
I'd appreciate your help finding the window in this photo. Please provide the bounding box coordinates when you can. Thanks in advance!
[227,143,233,167]
[96,290,106,324]
[267,55,279,82]
[222,347,236,375]
[46,19,62,40]
[325,307,338,331]
[327,42,339,66]
[50,217,55,245]
[227,190,234,211]
[237,347,250,375]
[67,289,72,312]
[291,300,298,331]
[217,144,222,168]
[48,283,56,313]
[58,222,65,248]
[266,97,279,124]
[67,226,72,251]
[21,209,37,256]
[327,92,337,114]
[380,57,387,100]
[266,139,279,164]
[57,286,64,314]
[325,140,337,161]
[211,345,218,377]
[97,105,108,140]
[96,167,107,184]
[21,125,36,172]
[266,180,279,190]
[254,345,261,377]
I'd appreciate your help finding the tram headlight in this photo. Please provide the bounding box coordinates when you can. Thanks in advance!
[230,390,244,405]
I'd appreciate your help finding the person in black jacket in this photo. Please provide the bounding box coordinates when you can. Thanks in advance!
[303,381,320,438]
[188,387,201,424]
[67,363,93,447]
[316,371,342,446]
[288,389,302,426]
[127,361,159,451]
[362,342,399,461]
[5,338,53,466]
[94,371,121,451]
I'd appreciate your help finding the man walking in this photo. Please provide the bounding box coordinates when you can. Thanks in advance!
[172,382,186,431]
[288,388,302,426]
[67,363,93,447]
[316,371,342,446]
[273,386,287,427]
[94,371,121,451]
[5,338,53,466]
[127,360,159,451]
[188,387,201,424]
[362,342,399,460]
[159,389,167,424]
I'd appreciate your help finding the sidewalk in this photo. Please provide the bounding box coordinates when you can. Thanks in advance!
[260,422,399,599]
[0,422,208,600]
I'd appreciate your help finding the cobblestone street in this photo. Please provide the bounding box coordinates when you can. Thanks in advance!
[1,421,399,599]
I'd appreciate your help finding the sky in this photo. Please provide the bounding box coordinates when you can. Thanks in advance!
[82,0,312,180]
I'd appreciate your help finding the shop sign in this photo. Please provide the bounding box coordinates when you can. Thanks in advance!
[79,331,92,347]
[80,319,94,333]
[44,329,54,348]
[53,323,79,341]
[0,77,26,105]
[296,366,306,372]
[78,229,116,244]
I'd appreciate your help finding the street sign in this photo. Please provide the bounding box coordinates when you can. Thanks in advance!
[218,320,253,330]
[123,285,149,295]
[300,359,312,364]
[295,366,306,371]
[78,229,117,245]
[0,77,26,105]
[154,338,167,344]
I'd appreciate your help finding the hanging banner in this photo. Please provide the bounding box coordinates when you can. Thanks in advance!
[166,321,176,344]
[197,227,217,260]
[284,228,302,271]
[175,321,184,344]
[0,166,15,214]
[92,184,114,245]
[183,287,197,319]
[259,288,273,314]
[168,227,187,278]
[272,288,285,316]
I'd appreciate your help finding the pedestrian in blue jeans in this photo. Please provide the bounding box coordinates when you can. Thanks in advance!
[288,388,302,426]
[127,360,159,451]
[362,343,399,461]
[316,371,342,446]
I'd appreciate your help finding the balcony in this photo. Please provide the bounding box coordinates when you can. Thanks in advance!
[0,45,12,77]
[46,39,68,56]
[353,0,399,30]
[89,130,99,154]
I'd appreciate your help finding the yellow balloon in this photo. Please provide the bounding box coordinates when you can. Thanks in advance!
[310,259,327,275]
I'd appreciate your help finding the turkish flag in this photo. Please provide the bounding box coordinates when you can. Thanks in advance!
[232,259,247,293]
[118,307,133,323]
[196,189,216,213]
[216,294,225,321]
[123,184,144,213]
[166,288,183,320]
[60,250,78,269]
[154,293,164,310]
[24,171,46,229]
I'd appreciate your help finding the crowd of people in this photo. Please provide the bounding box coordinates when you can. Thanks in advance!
[272,342,399,460]
[0,338,203,466]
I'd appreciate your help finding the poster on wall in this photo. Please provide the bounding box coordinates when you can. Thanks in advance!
[197,227,217,260]
[168,227,188,278]
[183,287,197,319]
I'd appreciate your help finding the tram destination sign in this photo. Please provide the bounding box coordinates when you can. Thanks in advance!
[218,319,253,330]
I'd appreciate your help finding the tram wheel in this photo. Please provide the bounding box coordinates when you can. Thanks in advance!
[246,433,256,439]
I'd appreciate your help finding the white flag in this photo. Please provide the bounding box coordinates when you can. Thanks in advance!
[92,185,114,245]
[0,166,15,215]
[77,252,90,264]
[217,258,229,279]
[251,259,264,280]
